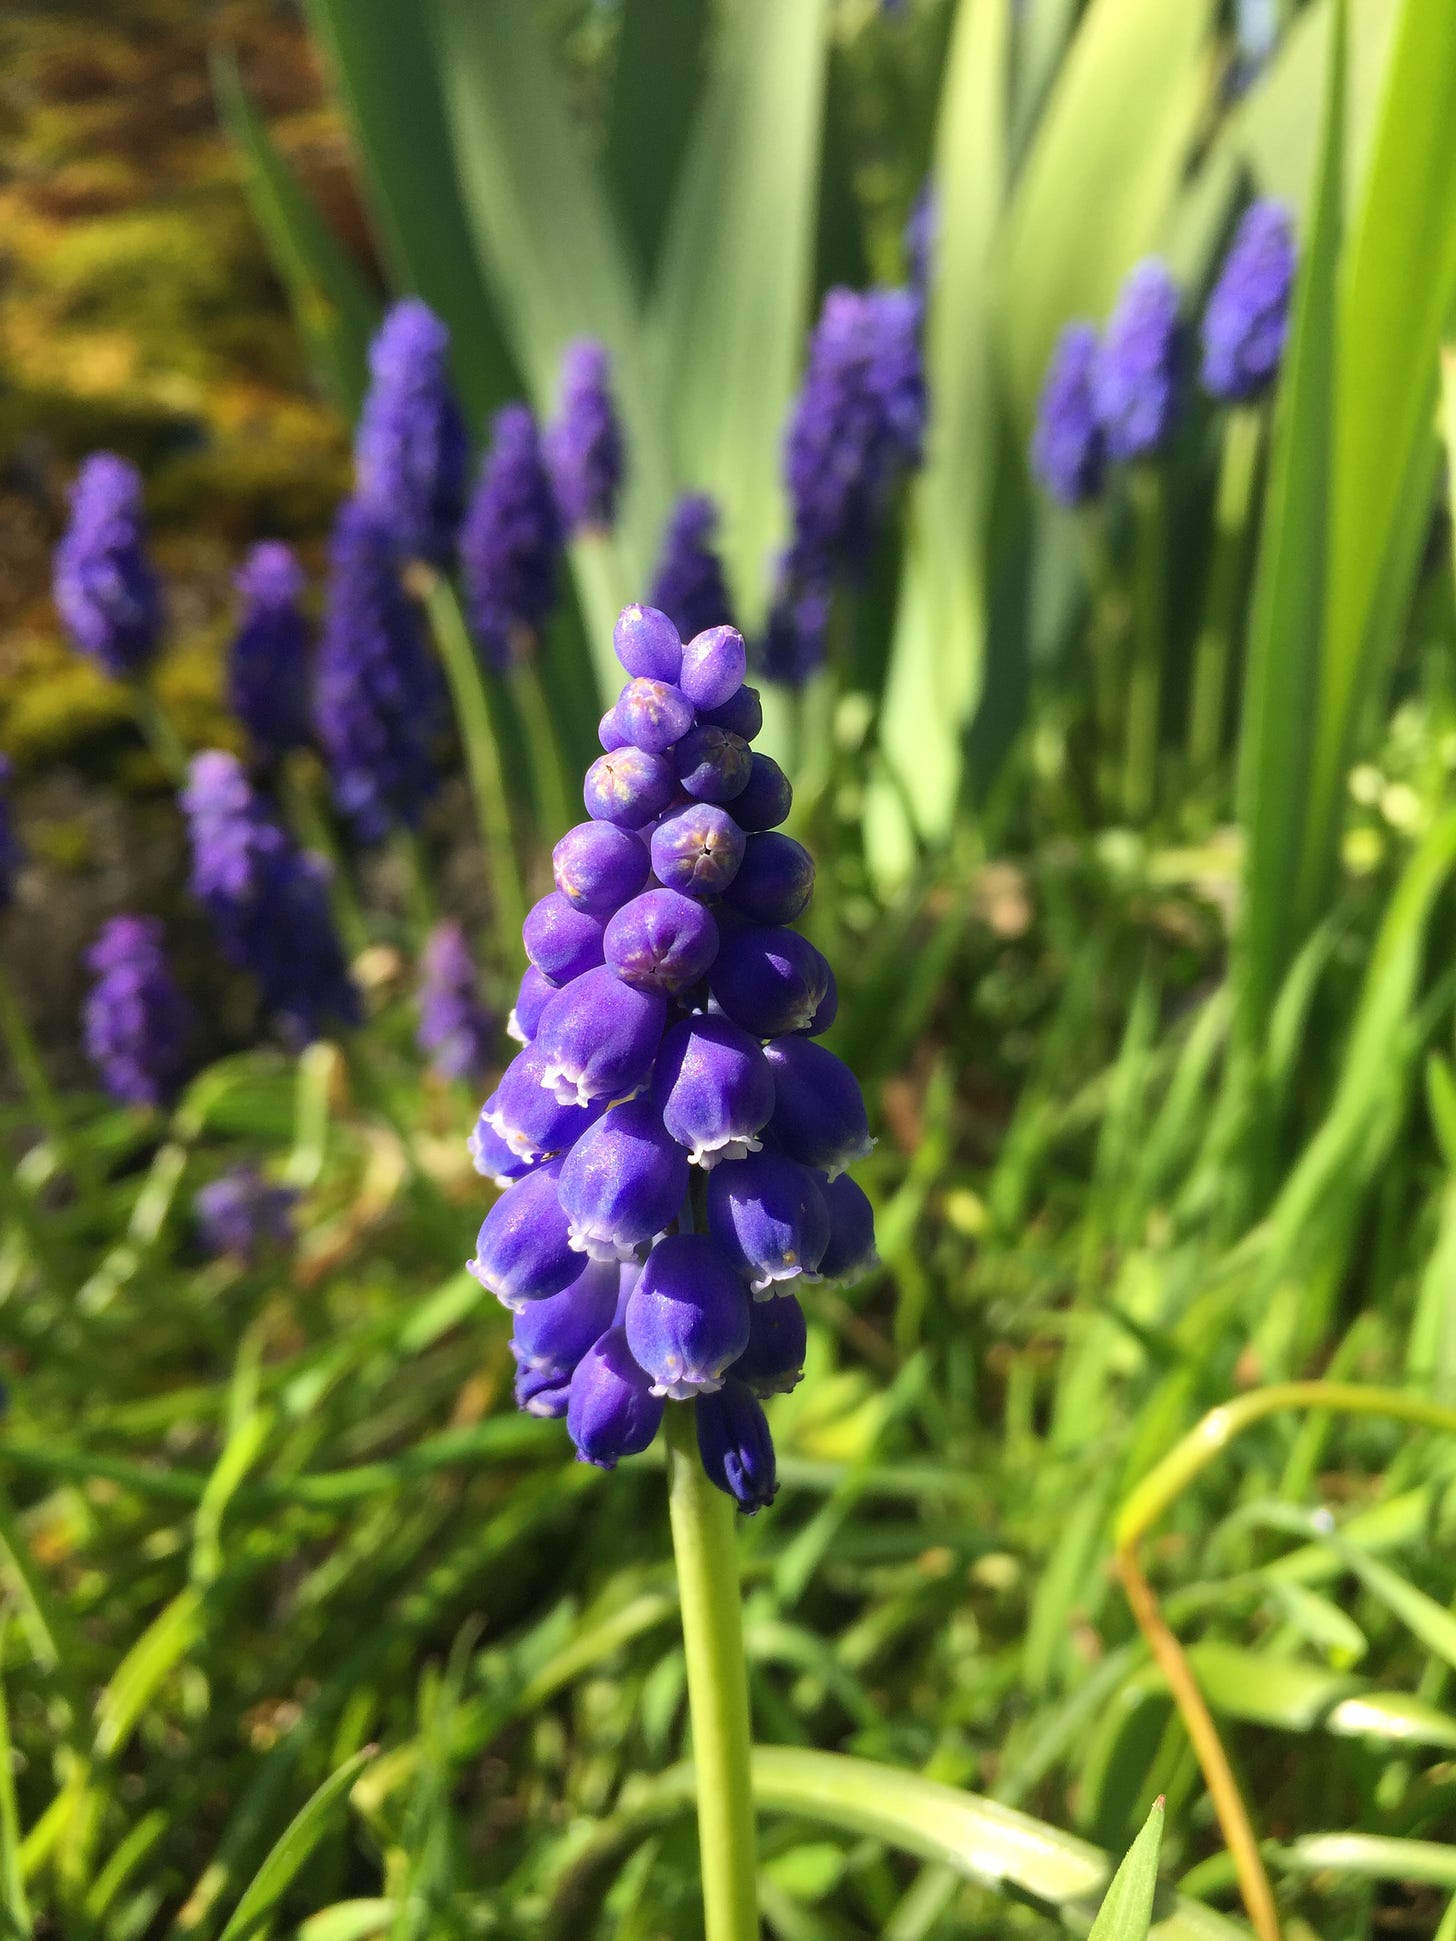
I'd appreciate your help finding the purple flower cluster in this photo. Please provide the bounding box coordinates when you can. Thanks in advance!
[468,603,877,1512]
[316,498,444,841]
[53,453,163,678]
[195,1163,297,1264]
[649,494,737,645]
[545,339,623,535]
[229,542,312,764]
[83,915,191,1107]
[1031,322,1105,508]
[182,751,359,1046]
[1200,200,1295,402]
[354,299,468,565]
[0,758,20,910]
[461,404,564,671]
[417,920,495,1084]
[1091,259,1181,463]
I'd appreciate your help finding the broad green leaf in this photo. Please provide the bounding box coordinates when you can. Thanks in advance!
[1088,1798,1164,1941]
[217,1747,376,1941]
[1275,1833,1456,1888]
[1187,1641,1456,1749]
[606,0,711,283]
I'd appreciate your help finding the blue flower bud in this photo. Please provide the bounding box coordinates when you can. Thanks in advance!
[1032,322,1105,507]
[229,543,311,763]
[534,965,666,1107]
[511,1255,620,1372]
[732,1292,807,1396]
[558,1097,690,1261]
[1200,199,1295,402]
[679,625,748,710]
[194,1163,297,1264]
[468,1112,539,1187]
[516,1363,573,1417]
[54,453,163,678]
[583,746,677,829]
[507,964,558,1044]
[604,888,720,996]
[815,1171,878,1284]
[763,1037,874,1178]
[674,726,752,803]
[649,496,737,645]
[707,1149,830,1294]
[803,966,839,1037]
[731,754,792,832]
[545,339,624,535]
[650,803,745,899]
[695,1379,778,1513]
[722,833,814,925]
[83,914,192,1107]
[354,298,468,565]
[461,404,563,671]
[1093,259,1181,462]
[651,1014,775,1167]
[522,892,608,984]
[484,1043,606,1161]
[552,820,651,914]
[700,684,764,742]
[709,925,830,1037]
[612,677,695,754]
[613,603,683,684]
[625,1233,750,1399]
[598,708,631,752]
[468,1157,578,1310]
[567,1326,664,1466]
[416,920,494,1084]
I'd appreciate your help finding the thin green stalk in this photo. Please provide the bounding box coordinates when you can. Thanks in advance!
[664,1402,759,1941]
[510,652,575,842]
[1187,406,1263,789]
[0,963,95,1196]
[1074,506,1126,819]
[279,754,369,959]
[1122,466,1166,823]
[129,679,189,783]
[420,572,528,957]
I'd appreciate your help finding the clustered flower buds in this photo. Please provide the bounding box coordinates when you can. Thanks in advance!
[1199,199,1295,403]
[53,453,163,679]
[353,297,468,566]
[545,339,624,536]
[1091,258,1181,463]
[228,542,312,765]
[462,403,564,672]
[416,920,495,1085]
[468,603,878,1511]
[83,914,191,1107]
[649,493,738,646]
[194,1162,297,1264]
[1031,322,1105,508]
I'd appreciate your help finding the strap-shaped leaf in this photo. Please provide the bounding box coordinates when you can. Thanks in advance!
[1088,1798,1164,1941]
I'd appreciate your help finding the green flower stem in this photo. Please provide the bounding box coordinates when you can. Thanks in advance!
[279,754,370,960]
[664,1402,759,1941]
[1122,466,1166,824]
[0,962,95,1198]
[510,653,575,846]
[1073,507,1126,819]
[420,572,528,960]
[129,679,189,784]
[1186,406,1263,789]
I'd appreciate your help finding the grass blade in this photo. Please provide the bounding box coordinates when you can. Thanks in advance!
[1088,1798,1164,1941]
[217,1746,377,1941]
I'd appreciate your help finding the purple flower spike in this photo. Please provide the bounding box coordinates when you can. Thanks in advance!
[674,726,752,803]
[194,1163,297,1264]
[1093,260,1181,462]
[417,920,494,1084]
[732,1292,807,1397]
[461,402,564,671]
[612,678,695,755]
[583,746,677,830]
[354,298,468,565]
[1032,322,1105,508]
[625,1233,750,1399]
[707,1149,830,1295]
[552,821,650,915]
[1200,199,1295,402]
[613,604,683,685]
[731,754,792,832]
[229,543,311,763]
[651,1014,775,1167]
[83,914,191,1107]
[517,1364,573,1417]
[534,965,666,1107]
[508,964,558,1044]
[468,1157,579,1310]
[723,833,815,925]
[522,892,608,984]
[0,758,21,911]
[54,453,163,678]
[763,1037,874,1179]
[468,1113,539,1188]
[649,495,737,644]
[650,803,745,899]
[484,1044,605,1162]
[816,1171,879,1285]
[511,1255,619,1373]
[557,1098,690,1262]
[545,339,624,535]
[679,625,748,711]
[567,1327,664,1467]
[701,685,763,742]
[316,497,443,842]
[605,888,720,997]
[696,1378,778,1513]
[709,925,830,1037]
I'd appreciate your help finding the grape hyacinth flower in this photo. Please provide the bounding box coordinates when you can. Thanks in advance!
[416,920,495,1084]
[0,757,20,909]
[54,453,163,677]
[83,915,191,1107]
[1200,200,1296,403]
[195,1163,297,1264]
[1031,322,1105,508]
[228,543,311,764]
[1092,259,1181,462]
[461,404,564,671]
[354,298,468,565]
[649,493,738,644]
[466,602,876,1511]
[182,750,359,1045]
[545,339,624,535]
[316,498,444,842]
